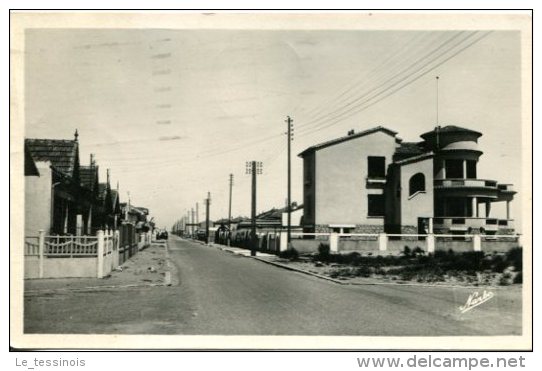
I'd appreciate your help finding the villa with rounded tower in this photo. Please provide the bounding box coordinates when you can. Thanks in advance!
[299,125,516,236]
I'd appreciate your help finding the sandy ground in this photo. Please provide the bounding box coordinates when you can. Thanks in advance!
[24,242,177,293]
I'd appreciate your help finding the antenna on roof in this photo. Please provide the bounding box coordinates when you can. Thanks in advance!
[436,76,440,150]
[74,129,79,142]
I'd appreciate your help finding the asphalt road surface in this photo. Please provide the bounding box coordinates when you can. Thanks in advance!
[24,236,522,335]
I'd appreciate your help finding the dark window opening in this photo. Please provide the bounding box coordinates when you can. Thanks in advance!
[466,160,477,179]
[368,156,386,178]
[409,173,426,196]
[446,197,471,217]
[368,194,385,217]
[445,159,464,179]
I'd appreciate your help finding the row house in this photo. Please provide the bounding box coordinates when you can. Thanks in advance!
[24,131,123,236]
[299,125,516,236]
[120,203,152,232]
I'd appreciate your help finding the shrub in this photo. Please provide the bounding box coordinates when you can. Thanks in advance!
[279,247,299,260]
[506,247,522,271]
[412,246,425,256]
[354,265,372,277]
[403,246,411,257]
[513,271,523,284]
[329,267,354,278]
[499,272,512,286]
[317,243,330,261]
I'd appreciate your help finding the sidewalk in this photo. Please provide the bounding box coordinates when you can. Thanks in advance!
[213,244,276,258]
[24,241,178,294]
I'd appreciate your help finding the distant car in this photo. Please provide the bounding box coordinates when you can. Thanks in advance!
[156,230,169,240]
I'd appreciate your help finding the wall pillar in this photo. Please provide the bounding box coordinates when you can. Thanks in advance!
[279,231,288,252]
[473,234,482,252]
[462,160,467,179]
[472,197,478,217]
[38,230,45,279]
[378,233,388,252]
[114,230,120,268]
[486,201,491,217]
[97,230,104,278]
[76,214,83,236]
[506,201,511,220]
[427,234,435,254]
[87,206,93,235]
[329,233,339,253]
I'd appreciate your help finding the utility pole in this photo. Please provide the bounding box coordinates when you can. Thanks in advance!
[285,115,293,246]
[186,210,190,236]
[196,202,199,228]
[191,208,195,237]
[205,192,211,244]
[246,161,262,256]
[228,174,234,246]
[228,174,234,229]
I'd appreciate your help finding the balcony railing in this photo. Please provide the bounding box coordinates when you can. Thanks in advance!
[434,178,498,188]
[498,184,515,192]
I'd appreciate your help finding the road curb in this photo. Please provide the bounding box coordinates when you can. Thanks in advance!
[24,282,164,296]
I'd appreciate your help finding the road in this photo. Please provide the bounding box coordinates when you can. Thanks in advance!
[24,236,522,335]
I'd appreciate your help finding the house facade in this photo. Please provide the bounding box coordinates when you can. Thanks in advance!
[25,131,125,236]
[299,125,516,235]
[25,133,82,236]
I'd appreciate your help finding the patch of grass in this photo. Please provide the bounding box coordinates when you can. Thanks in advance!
[316,248,523,285]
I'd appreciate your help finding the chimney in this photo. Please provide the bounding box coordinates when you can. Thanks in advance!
[90,153,95,167]
[347,129,355,136]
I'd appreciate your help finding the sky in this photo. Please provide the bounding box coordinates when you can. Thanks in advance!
[24,28,523,231]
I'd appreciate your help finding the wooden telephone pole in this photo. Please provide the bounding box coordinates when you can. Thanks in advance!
[228,174,233,228]
[228,174,234,246]
[286,116,293,246]
[205,192,211,244]
[246,161,262,256]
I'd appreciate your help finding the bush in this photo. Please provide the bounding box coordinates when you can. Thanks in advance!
[513,271,523,284]
[317,243,330,261]
[506,247,522,271]
[499,272,512,286]
[412,246,425,256]
[279,247,299,260]
[403,246,411,257]
[354,265,372,277]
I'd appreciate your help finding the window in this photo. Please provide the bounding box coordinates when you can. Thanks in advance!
[466,160,477,179]
[368,156,386,178]
[409,173,426,196]
[368,194,385,217]
[445,159,463,178]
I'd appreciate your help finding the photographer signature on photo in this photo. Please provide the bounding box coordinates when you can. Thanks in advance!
[459,290,495,313]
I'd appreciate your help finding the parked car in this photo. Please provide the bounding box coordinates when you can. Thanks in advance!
[157,230,168,240]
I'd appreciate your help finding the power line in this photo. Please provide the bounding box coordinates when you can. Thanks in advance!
[300,31,440,120]
[296,31,475,133]
[298,31,492,138]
